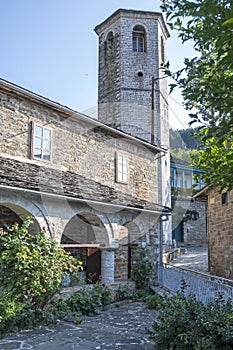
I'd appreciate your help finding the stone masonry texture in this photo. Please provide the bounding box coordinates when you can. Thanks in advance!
[0,77,163,283]
[0,86,159,206]
[207,187,233,279]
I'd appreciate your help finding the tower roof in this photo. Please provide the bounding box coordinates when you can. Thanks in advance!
[94,8,170,38]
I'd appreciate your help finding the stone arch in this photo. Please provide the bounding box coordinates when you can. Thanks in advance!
[62,211,110,247]
[106,31,114,57]
[0,203,40,234]
[0,204,23,227]
[0,190,52,237]
[104,30,115,64]
[125,221,143,244]
[61,211,111,283]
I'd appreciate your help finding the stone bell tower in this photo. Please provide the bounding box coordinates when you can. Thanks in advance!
[95,9,171,214]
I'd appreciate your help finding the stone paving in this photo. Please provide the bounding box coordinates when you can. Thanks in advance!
[0,246,208,349]
[0,302,158,350]
[170,245,208,272]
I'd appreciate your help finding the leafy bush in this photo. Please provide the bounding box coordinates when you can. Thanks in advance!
[93,281,115,309]
[146,293,163,310]
[131,288,152,302]
[114,284,134,302]
[0,218,82,337]
[149,291,233,350]
[0,290,46,337]
[131,247,153,291]
[67,281,115,315]
[67,287,101,316]
[45,297,81,324]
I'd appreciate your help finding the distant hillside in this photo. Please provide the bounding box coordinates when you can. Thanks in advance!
[170,128,200,165]
[170,128,201,150]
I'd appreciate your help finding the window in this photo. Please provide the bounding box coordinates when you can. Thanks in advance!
[32,123,51,161]
[116,153,128,183]
[104,31,114,63]
[132,26,146,52]
[221,192,228,205]
[107,31,114,55]
[161,36,165,63]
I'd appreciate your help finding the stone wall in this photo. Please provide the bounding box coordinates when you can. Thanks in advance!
[114,245,128,280]
[183,201,207,245]
[0,81,163,284]
[207,188,233,279]
[0,85,159,206]
[172,195,207,246]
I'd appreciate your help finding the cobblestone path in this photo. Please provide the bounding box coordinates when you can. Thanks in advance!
[0,302,158,350]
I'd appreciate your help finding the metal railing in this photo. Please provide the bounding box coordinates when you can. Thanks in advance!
[158,263,233,304]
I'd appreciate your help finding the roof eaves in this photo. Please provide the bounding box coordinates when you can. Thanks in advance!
[0,78,166,154]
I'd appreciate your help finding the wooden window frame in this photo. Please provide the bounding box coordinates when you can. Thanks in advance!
[30,121,52,162]
[221,192,228,205]
[116,152,129,184]
[132,26,146,53]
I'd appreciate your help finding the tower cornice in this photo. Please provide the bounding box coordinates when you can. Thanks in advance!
[94,8,170,39]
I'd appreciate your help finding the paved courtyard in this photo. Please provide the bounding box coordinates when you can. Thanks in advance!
[170,245,209,272]
[0,245,209,349]
[0,302,158,350]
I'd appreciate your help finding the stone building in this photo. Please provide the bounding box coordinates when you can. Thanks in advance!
[171,157,207,246]
[195,187,233,279]
[95,9,171,247]
[0,9,171,284]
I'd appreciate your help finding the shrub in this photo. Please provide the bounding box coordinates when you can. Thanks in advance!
[114,284,134,302]
[149,291,233,350]
[93,281,115,309]
[131,247,153,291]
[45,297,81,324]
[132,288,152,302]
[146,293,163,310]
[0,290,46,337]
[67,280,115,316]
[67,287,101,316]
[0,218,82,337]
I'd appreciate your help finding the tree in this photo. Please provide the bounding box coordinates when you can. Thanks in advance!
[161,0,233,191]
[0,218,82,336]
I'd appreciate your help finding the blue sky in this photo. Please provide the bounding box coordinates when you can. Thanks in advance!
[0,0,194,129]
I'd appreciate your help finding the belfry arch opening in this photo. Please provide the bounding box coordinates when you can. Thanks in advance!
[61,213,109,283]
[132,25,147,52]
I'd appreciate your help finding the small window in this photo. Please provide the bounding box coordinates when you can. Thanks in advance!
[161,36,165,63]
[104,31,114,63]
[107,31,114,54]
[116,153,128,183]
[32,123,51,161]
[132,25,146,52]
[221,192,228,205]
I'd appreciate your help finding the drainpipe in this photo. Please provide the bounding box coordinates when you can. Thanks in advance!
[151,77,155,144]
[159,217,163,266]
[158,214,169,284]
